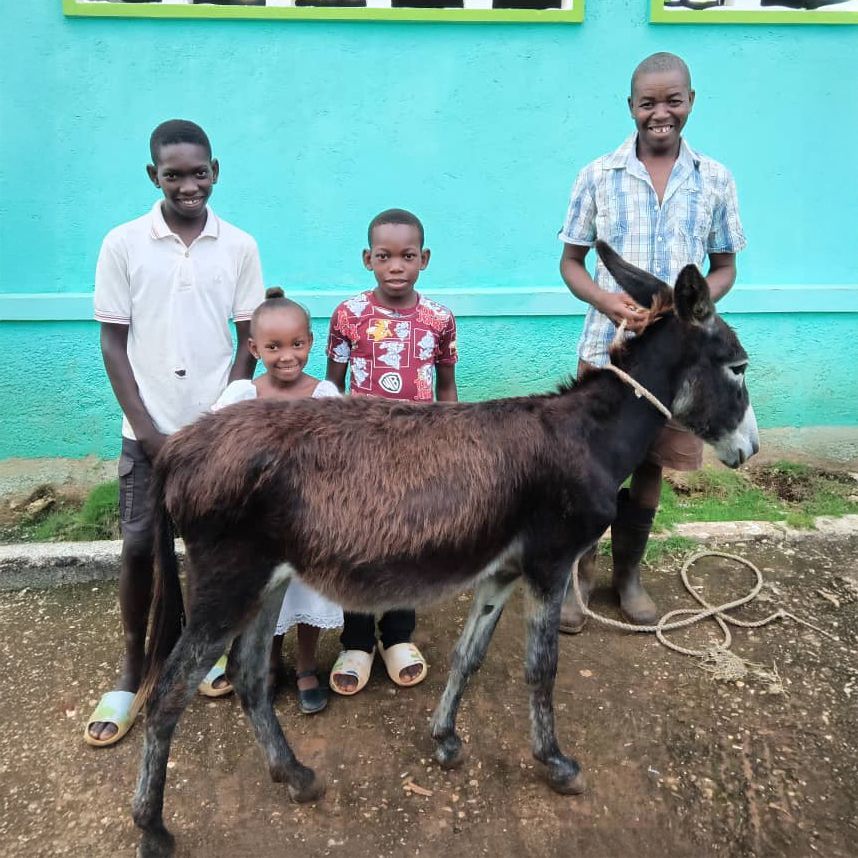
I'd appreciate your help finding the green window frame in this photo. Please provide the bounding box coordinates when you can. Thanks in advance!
[651,0,858,25]
[63,0,585,24]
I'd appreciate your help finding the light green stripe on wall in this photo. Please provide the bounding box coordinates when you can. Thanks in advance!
[2,285,858,321]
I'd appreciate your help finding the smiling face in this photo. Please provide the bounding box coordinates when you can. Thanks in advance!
[147,142,218,229]
[363,223,430,309]
[249,306,313,389]
[628,69,695,158]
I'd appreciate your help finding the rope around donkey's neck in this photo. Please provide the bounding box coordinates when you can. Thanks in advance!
[605,319,673,420]
[570,549,839,682]
[604,363,673,420]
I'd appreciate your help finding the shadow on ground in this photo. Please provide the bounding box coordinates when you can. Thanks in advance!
[1,535,856,857]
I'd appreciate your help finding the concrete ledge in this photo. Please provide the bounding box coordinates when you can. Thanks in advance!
[2,517,858,590]
[0,539,185,591]
[675,514,858,543]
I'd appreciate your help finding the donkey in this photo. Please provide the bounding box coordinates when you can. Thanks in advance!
[132,241,758,857]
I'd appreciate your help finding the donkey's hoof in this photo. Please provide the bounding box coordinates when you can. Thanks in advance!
[288,770,326,804]
[136,827,175,858]
[435,735,466,769]
[545,759,587,796]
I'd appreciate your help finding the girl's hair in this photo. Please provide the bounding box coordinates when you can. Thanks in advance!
[250,287,312,335]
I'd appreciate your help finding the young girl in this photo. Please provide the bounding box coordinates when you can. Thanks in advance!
[212,287,343,714]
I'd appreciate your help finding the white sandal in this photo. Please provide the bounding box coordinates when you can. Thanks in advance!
[329,648,375,696]
[378,642,428,688]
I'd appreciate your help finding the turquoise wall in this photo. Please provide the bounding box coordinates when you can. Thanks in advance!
[1,2,857,458]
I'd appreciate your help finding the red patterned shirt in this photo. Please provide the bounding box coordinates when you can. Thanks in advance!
[327,290,458,401]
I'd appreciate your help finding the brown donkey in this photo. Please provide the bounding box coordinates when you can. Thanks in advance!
[132,242,758,856]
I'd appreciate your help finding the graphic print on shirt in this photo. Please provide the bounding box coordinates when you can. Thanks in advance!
[366,319,394,342]
[415,364,434,401]
[377,339,407,370]
[415,330,436,361]
[378,372,403,395]
[351,357,370,389]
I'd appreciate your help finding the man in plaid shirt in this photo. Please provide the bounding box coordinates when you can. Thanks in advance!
[557,52,746,634]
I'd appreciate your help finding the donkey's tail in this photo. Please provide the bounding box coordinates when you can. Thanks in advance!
[137,462,186,705]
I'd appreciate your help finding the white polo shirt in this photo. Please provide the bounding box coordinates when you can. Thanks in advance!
[94,202,264,439]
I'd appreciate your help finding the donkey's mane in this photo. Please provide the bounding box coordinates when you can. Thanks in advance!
[607,288,675,365]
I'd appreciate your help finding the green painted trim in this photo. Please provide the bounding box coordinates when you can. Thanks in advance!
[650,1,858,25]
[63,0,585,24]
[3,284,857,320]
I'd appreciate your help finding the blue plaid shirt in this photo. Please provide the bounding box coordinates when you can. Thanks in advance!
[559,135,746,366]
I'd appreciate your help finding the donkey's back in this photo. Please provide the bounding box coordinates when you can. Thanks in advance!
[161,390,603,612]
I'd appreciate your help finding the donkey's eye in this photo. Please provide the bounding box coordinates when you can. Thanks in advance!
[729,363,747,377]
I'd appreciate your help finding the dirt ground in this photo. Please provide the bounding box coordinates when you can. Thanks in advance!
[1,535,857,858]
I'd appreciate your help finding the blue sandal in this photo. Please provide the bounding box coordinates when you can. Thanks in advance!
[84,690,144,747]
[198,654,234,698]
[296,670,328,715]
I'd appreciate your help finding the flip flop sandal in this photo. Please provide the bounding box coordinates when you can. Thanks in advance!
[378,642,428,688]
[84,689,144,748]
[296,670,329,715]
[329,648,375,696]
[198,654,234,698]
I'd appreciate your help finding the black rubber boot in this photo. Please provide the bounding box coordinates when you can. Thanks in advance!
[559,545,597,635]
[611,488,658,625]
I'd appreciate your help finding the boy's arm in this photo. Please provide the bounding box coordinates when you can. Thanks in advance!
[705,252,737,303]
[227,320,256,383]
[435,364,458,402]
[99,323,167,460]
[326,358,348,394]
[560,243,647,332]
[228,235,264,382]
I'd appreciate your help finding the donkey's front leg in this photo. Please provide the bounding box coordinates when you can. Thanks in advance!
[133,632,228,858]
[431,567,520,769]
[229,581,325,803]
[523,577,587,795]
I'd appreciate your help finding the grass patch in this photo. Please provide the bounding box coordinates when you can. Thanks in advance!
[654,461,858,533]
[599,534,698,565]
[655,469,784,531]
[644,534,698,565]
[3,481,121,543]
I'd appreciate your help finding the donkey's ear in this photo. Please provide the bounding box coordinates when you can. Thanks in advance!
[595,240,669,309]
[674,264,715,326]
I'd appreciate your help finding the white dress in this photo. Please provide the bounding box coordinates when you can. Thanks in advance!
[211,379,344,634]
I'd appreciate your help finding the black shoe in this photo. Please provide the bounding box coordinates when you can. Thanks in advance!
[296,670,329,715]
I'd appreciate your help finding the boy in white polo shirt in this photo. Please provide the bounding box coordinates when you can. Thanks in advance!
[85,120,264,747]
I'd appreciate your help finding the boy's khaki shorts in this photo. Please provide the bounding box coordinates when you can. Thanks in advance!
[644,419,703,472]
[577,360,703,473]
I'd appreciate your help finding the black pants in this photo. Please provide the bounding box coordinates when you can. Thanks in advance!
[341,610,415,653]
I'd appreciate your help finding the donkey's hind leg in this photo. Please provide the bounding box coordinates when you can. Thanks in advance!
[133,629,229,858]
[523,569,586,796]
[430,566,520,769]
[229,578,325,803]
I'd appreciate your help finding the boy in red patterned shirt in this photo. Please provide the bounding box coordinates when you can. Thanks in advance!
[326,208,458,695]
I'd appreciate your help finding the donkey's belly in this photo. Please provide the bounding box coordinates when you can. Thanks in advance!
[298,538,523,614]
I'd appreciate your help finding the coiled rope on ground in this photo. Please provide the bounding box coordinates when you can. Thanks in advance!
[570,548,839,683]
